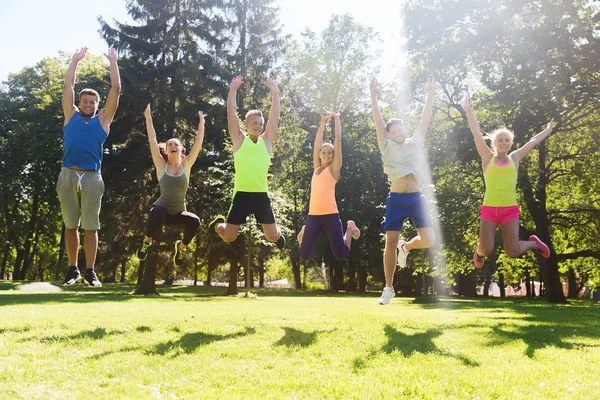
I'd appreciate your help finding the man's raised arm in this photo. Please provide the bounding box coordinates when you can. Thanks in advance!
[100,48,121,133]
[62,47,87,125]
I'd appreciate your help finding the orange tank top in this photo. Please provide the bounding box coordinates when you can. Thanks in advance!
[308,165,339,215]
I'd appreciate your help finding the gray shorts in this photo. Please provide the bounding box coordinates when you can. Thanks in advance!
[56,167,105,230]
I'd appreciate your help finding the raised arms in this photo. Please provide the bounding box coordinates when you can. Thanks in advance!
[99,48,121,133]
[331,111,342,181]
[263,77,281,148]
[62,47,87,125]
[183,111,205,176]
[144,104,167,181]
[462,94,494,167]
[227,76,245,151]
[369,77,387,143]
[511,119,554,163]
[313,114,331,170]
[414,76,436,143]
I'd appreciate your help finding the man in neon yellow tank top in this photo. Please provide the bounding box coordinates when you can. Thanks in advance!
[462,94,554,269]
[209,76,285,249]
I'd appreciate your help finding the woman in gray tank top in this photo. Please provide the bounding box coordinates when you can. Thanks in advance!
[135,104,205,266]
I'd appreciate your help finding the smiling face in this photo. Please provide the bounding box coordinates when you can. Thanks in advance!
[78,94,99,118]
[319,143,334,166]
[386,122,407,145]
[493,130,514,155]
[161,138,186,162]
[245,114,264,139]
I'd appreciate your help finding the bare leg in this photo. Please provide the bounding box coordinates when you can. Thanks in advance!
[384,230,401,287]
[216,223,241,242]
[478,218,499,257]
[65,227,80,267]
[261,223,281,242]
[83,230,98,269]
[500,219,536,258]
[404,227,435,251]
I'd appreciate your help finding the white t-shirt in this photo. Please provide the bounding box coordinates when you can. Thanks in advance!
[377,135,424,184]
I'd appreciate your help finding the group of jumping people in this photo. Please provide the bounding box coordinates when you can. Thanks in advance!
[59,48,552,305]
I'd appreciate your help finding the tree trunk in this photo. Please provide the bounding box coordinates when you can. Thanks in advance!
[358,261,366,292]
[134,253,159,295]
[498,271,505,298]
[525,270,531,297]
[457,271,477,297]
[1,241,9,279]
[13,244,24,281]
[227,254,239,295]
[292,256,301,289]
[483,278,491,297]
[567,267,577,298]
[258,256,265,288]
[120,258,126,283]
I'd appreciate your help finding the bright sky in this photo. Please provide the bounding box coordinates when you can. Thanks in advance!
[0,0,403,82]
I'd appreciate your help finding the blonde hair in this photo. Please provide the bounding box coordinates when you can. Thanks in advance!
[320,142,334,151]
[484,127,514,153]
[79,88,100,101]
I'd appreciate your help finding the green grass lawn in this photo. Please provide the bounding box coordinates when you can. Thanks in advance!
[0,281,599,399]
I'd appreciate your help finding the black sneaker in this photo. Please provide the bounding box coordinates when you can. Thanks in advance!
[276,233,286,250]
[84,268,102,287]
[63,266,81,286]
[136,240,152,260]
[173,240,184,267]
[208,215,226,233]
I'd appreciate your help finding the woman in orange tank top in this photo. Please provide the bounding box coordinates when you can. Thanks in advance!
[297,111,360,260]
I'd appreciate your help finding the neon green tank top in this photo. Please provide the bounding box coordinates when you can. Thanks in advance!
[233,136,271,193]
[482,156,518,207]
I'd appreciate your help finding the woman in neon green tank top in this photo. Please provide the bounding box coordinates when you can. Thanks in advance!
[462,95,554,269]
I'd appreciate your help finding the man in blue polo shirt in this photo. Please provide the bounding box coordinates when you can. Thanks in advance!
[58,47,121,287]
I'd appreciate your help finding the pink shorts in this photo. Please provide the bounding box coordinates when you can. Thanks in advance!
[480,205,519,225]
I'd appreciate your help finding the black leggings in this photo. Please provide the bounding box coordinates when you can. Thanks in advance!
[145,205,200,245]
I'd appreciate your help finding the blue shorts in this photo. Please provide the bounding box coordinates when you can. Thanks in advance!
[381,192,432,232]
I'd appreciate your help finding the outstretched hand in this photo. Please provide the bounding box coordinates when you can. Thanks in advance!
[547,118,554,131]
[103,48,118,62]
[369,77,379,96]
[425,76,436,93]
[144,104,152,118]
[198,111,205,130]
[72,47,88,62]
[230,76,244,90]
[320,113,332,124]
[266,77,279,94]
[462,94,472,112]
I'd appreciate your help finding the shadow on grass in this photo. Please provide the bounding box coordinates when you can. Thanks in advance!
[151,326,257,356]
[274,326,336,348]
[353,324,479,371]
[485,322,579,358]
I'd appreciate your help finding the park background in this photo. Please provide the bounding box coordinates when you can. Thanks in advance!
[1,0,599,303]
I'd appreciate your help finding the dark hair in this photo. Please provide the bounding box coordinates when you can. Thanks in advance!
[385,118,403,132]
[78,88,100,101]
[158,139,186,161]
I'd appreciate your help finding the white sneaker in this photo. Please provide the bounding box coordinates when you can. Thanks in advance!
[397,240,409,268]
[378,287,395,305]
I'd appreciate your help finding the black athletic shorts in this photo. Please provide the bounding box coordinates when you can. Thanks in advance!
[226,191,276,225]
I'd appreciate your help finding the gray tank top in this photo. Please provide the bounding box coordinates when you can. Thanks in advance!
[154,164,188,214]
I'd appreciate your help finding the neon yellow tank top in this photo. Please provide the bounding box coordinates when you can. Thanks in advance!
[233,136,271,193]
[482,156,518,207]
